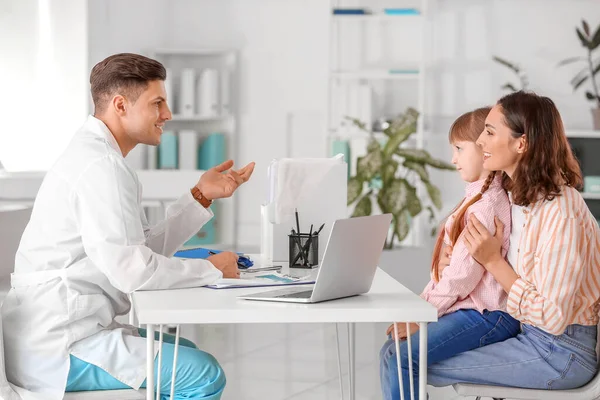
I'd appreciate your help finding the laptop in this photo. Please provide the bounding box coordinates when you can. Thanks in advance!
[238,213,392,303]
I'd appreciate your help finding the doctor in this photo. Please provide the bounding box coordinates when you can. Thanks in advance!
[1,53,254,399]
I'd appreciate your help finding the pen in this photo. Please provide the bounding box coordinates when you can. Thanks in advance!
[291,229,306,265]
[242,266,283,273]
[295,208,301,235]
[315,223,325,235]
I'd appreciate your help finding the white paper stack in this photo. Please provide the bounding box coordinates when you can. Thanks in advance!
[198,68,219,117]
[179,68,196,116]
[178,130,198,170]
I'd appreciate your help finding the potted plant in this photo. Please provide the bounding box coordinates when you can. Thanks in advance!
[558,19,600,129]
[346,108,455,249]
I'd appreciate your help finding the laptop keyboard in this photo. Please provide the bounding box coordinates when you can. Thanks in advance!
[276,290,314,299]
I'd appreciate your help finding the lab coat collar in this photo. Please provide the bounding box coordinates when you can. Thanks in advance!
[85,115,124,157]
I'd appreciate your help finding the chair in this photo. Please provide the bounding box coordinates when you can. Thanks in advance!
[453,323,600,400]
[0,205,146,400]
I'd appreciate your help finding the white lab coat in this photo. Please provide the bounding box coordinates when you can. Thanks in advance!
[1,116,222,399]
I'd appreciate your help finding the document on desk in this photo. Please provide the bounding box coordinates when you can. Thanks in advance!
[206,272,314,289]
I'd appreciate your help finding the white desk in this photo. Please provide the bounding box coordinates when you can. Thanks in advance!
[132,267,437,400]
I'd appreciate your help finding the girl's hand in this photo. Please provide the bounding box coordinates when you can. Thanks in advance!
[386,323,419,340]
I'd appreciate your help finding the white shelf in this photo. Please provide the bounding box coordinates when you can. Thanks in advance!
[331,70,420,80]
[170,114,232,122]
[566,130,600,139]
[152,48,234,56]
[332,13,422,22]
[582,192,600,200]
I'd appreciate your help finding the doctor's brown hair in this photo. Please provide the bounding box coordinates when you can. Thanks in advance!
[430,107,494,283]
[90,53,166,114]
[496,91,582,206]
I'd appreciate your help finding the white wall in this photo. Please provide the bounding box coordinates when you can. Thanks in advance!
[88,0,330,246]
[49,0,600,246]
[0,0,88,172]
[426,0,600,221]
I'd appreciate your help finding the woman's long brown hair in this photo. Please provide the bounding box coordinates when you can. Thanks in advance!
[497,91,582,206]
[430,107,493,282]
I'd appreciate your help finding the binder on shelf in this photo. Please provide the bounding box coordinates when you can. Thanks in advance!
[198,133,226,171]
[178,130,198,170]
[158,131,178,169]
[184,203,217,246]
[179,68,196,116]
[198,68,219,117]
[331,139,351,178]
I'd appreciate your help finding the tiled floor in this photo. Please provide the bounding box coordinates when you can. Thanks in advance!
[178,322,472,400]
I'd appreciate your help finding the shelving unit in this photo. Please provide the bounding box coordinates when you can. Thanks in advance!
[566,130,600,139]
[125,48,238,248]
[327,0,430,246]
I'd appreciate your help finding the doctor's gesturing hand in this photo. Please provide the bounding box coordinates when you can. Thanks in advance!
[195,159,256,201]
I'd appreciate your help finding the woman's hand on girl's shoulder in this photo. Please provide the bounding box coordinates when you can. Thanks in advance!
[463,215,504,267]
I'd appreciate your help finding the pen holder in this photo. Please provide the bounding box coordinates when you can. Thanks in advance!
[288,233,319,268]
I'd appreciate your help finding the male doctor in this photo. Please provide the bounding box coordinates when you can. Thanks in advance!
[1,53,253,399]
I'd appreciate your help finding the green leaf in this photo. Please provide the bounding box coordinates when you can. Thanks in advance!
[502,83,518,92]
[351,195,372,217]
[592,25,600,50]
[394,210,411,242]
[344,116,370,133]
[378,179,409,215]
[405,186,423,217]
[395,148,455,170]
[492,56,520,73]
[382,110,419,158]
[356,149,383,181]
[582,20,591,37]
[382,159,399,184]
[573,75,590,91]
[577,27,590,49]
[367,138,381,153]
[403,160,430,182]
[347,177,363,205]
[557,56,586,67]
[426,205,436,223]
[425,181,443,210]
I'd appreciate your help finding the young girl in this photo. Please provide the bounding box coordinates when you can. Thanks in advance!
[380,107,521,400]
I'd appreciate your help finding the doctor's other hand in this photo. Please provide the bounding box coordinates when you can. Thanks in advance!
[196,160,255,201]
[207,251,240,279]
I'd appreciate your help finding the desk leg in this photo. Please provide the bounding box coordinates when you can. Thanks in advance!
[334,323,344,399]
[347,322,355,400]
[146,324,155,400]
[419,322,428,399]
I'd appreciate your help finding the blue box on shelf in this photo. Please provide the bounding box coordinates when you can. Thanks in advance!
[333,8,369,15]
[384,8,420,15]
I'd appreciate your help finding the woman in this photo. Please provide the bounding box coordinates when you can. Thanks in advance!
[380,107,520,400]
[428,91,600,391]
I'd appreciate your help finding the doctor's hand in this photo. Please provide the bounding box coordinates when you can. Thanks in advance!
[207,251,240,279]
[196,160,255,201]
